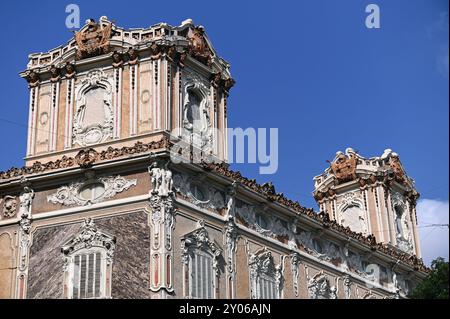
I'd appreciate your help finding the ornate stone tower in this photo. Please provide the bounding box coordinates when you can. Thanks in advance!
[20,17,234,165]
[313,148,421,257]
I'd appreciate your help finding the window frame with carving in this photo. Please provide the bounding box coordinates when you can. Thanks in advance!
[62,218,116,299]
[181,221,222,299]
[249,248,283,299]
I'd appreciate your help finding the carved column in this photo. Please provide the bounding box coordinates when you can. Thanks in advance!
[16,185,35,299]
[148,159,175,295]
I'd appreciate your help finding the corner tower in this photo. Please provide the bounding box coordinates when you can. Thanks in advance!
[313,148,421,257]
[20,17,234,165]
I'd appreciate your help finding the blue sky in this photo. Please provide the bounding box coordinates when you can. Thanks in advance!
[0,0,448,264]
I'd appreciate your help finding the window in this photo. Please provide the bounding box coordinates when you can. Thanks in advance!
[62,218,116,299]
[190,184,208,202]
[79,182,105,201]
[255,213,269,230]
[312,239,323,254]
[70,249,105,299]
[181,221,221,299]
[189,250,214,299]
[258,273,278,299]
[249,248,282,299]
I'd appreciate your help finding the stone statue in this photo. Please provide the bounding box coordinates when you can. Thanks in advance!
[149,161,173,196]
[19,186,34,218]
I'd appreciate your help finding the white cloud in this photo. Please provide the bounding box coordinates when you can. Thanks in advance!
[416,199,449,266]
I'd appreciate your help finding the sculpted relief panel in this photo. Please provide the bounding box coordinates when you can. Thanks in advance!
[73,70,114,147]
[173,171,226,212]
[182,70,213,153]
[1,196,18,219]
[47,175,137,206]
[337,192,368,235]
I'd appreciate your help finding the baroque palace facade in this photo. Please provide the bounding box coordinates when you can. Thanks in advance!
[0,17,427,299]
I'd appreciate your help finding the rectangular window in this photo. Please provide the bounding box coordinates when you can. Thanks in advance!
[72,252,103,299]
[190,252,214,299]
[258,276,278,299]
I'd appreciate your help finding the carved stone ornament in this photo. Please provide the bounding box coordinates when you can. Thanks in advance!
[47,175,137,206]
[73,69,114,146]
[225,216,238,274]
[18,186,34,272]
[181,220,222,275]
[291,252,301,297]
[389,155,405,183]
[391,192,413,253]
[187,26,213,66]
[182,71,213,152]
[26,70,40,88]
[337,192,368,235]
[50,66,61,82]
[330,152,357,184]
[249,248,283,299]
[62,218,116,265]
[19,186,34,220]
[2,196,17,218]
[127,48,139,65]
[112,51,124,68]
[75,148,99,168]
[307,271,337,299]
[172,172,225,211]
[75,19,112,60]
[65,62,76,78]
[343,275,352,299]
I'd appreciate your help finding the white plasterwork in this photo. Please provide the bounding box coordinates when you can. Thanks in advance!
[47,175,137,206]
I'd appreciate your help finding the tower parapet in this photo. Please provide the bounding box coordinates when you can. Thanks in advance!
[19,17,234,165]
[313,148,421,257]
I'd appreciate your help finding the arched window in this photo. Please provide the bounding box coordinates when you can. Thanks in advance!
[62,218,116,299]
